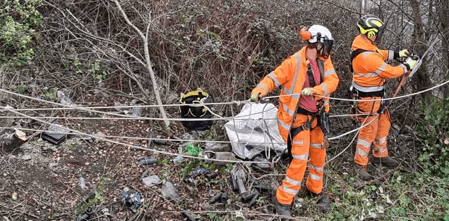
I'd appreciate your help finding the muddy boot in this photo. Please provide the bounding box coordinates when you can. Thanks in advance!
[273,196,291,217]
[316,193,331,214]
[372,157,399,169]
[354,164,373,181]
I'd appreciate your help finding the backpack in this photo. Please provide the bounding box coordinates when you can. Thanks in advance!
[179,88,213,131]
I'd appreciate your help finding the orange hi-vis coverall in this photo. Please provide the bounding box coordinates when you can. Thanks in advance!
[251,46,339,205]
[351,34,409,166]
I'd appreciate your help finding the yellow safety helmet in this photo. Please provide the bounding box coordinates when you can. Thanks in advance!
[357,14,384,41]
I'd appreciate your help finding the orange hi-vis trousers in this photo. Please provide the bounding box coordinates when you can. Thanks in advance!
[354,97,391,166]
[276,114,326,205]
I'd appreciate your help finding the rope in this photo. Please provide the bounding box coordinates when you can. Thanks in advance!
[326,114,376,164]
[1,78,448,114]
[0,106,269,164]
[263,79,449,102]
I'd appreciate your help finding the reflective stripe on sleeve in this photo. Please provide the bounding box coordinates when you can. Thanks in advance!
[320,83,329,95]
[268,72,281,87]
[256,83,268,94]
[399,64,408,73]
[374,62,387,75]
[388,50,395,61]
[324,69,335,78]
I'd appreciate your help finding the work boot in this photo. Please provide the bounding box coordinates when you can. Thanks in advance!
[354,164,373,181]
[273,196,291,217]
[372,157,399,169]
[316,193,331,214]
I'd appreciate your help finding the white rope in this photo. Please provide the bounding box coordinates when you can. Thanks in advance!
[326,114,376,164]
[0,107,269,164]
[1,78,448,115]
[264,79,449,102]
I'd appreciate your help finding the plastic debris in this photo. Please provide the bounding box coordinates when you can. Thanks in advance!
[191,168,208,177]
[181,211,195,221]
[173,154,183,165]
[294,198,303,209]
[209,152,235,166]
[121,190,143,212]
[251,154,271,173]
[142,175,162,187]
[208,193,223,204]
[236,177,247,195]
[41,124,71,145]
[242,192,255,203]
[79,177,87,190]
[154,138,167,145]
[208,192,228,205]
[220,193,228,203]
[205,142,231,152]
[183,176,195,184]
[249,190,260,207]
[205,172,218,179]
[57,91,73,107]
[76,211,90,221]
[147,133,154,148]
[138,158,157,166]
[22,154,31,161]
[230,174,239,192]
[183,143,202,156]
[132,104,142,117]
[83,136,95,143]
[102,207,110,216]
[161,182,180,204]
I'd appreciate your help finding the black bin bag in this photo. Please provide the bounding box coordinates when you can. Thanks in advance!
[179,88,213,131]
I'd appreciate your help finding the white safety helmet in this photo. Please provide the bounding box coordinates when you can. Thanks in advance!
[300,25,334,59]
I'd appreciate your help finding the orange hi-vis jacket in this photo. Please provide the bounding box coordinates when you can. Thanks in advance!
[251,46,339,141]
[351,34,408,93]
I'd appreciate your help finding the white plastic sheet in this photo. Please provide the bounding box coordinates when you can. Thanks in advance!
[224,103,287,160]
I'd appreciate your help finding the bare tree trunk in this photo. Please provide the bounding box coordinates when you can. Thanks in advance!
[361,0,366,14]
[113,0,169,127]
[437,0,449,97]
[409,0,432,102]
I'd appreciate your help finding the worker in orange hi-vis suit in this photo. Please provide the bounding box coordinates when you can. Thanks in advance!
[250,25,339,216]
[350,15,417,180]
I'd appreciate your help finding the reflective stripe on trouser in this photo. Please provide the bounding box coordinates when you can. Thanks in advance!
[372,109,390,158]
[306,126,325,194]
[276,114,324,205]
[354,97,390,166]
